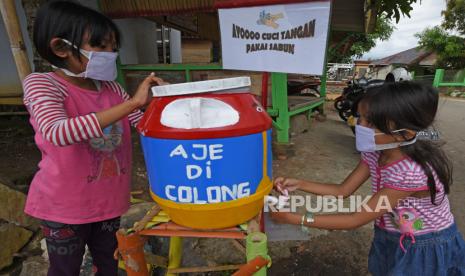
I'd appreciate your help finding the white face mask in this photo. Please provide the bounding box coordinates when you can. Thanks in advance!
[58,39,118,81]
[355,124,417,152]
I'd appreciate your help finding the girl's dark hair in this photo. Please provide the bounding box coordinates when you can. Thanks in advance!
[361,82,452,204]
[33,1,120,68]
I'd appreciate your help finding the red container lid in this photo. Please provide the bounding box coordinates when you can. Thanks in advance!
[137,92,272,140]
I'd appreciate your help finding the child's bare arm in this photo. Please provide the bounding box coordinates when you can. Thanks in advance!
[274,161,370,197]
[95,73,163,129]
[304,188,413,230]
[23,73,162,146]
[271,187,414,230]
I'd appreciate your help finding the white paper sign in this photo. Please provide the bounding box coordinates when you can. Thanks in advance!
[219,1,330,75]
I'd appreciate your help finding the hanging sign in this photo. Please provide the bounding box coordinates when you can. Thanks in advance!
[218,1,330,75]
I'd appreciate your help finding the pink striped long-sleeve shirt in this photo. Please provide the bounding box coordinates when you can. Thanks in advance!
[23,72,143,146]
[23,72,142,224]
[361,151,454,235]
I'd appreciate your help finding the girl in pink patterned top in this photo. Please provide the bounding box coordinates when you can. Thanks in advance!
[23,2,164,275]
[271,82,465,275]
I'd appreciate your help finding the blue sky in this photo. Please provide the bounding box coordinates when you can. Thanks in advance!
[362,0,446,60]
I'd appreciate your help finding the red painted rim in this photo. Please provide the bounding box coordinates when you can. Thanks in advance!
[137,93,272,139]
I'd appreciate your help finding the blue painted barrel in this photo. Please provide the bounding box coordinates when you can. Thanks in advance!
[137,92,273,229]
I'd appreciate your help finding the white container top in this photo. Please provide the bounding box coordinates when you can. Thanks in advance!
[152,76,251,97]
[160,97,240,129]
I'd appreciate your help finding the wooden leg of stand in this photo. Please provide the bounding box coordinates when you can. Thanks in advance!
[166,237,182,276]
[115,230,149,276]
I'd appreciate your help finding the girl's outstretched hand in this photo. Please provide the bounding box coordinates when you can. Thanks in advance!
[274,177,301,194]
[131,72,167,108]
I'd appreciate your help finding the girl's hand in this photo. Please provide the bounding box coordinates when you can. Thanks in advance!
[274,177,301,193]
[131,72,166,108]
[270,211,296,224]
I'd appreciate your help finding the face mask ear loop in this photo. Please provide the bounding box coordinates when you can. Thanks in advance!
[404,132,417,142]
[61,38,94,78]
[80,49,91,60]
[61,39,90,59]
[373,133,418,151]
[61,39,79,52]
[373,129,411,137]
[392,129,417,143]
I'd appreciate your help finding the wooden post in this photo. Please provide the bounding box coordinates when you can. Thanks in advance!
[166,237,182,276]
[0,0,32,82]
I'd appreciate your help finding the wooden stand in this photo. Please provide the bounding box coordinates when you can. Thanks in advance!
[115,212,270,276]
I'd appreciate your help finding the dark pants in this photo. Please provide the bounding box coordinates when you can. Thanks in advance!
[41,217,120,276]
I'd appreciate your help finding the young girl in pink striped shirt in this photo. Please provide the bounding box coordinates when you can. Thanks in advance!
[272,82,465,275]
[23,2,164,275]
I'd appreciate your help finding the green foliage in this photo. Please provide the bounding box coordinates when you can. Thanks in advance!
[416,0,465,69]
[415,26,465,69]
[454,69,465,82]
[350,15,394,57]
[328,16,394,63]
[328,0,420,63]
[377,0,420,23]
[442,0,465,35]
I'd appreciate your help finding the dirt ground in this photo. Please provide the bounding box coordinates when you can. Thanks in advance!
[1,97,464,275]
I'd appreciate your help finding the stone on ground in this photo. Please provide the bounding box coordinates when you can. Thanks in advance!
[0,223,33,269]
[19,256,48,276]
[0,182,38,230]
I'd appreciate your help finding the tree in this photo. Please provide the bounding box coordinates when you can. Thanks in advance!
[376,0,420,23]
[415,26,465,69]
[328,15,394,63]
[349,15,394,58]
[328,0,419,63]
[442,0,465,35]
[415,0,465,69]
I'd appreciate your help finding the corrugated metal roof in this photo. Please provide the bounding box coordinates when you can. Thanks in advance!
[99,0,318,18]
[100,0,216,18]
[100,0,372,33]
[418,52,438,66]
[370,47,432,66]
